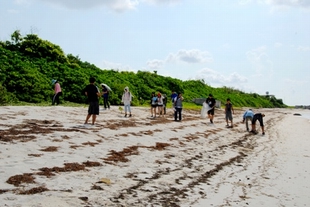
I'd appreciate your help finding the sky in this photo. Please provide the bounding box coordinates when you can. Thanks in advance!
[1,0,310,106]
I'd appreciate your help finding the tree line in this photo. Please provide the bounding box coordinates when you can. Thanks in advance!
[0,31,286,108]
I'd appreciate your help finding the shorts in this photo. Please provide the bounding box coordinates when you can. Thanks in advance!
[226,112,233,121]
[252,114,264,126]
[151,104,157,108]
[208,108,214,115]
[88,101,99,115]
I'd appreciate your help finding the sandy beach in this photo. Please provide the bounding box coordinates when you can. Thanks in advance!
[0,105,309,207]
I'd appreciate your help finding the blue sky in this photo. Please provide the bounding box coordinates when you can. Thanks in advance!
[1,0,309,106]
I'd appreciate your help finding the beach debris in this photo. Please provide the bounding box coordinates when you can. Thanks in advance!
[7,173,36,187]
[79,196,88,201]
[99,178,111,185]
[293,113,301,116]
[119,106,123,114]
[19,186,49,195]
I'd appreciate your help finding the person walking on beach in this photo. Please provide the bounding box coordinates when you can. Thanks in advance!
[84,77,101,125]
[171,91,178,114]
[101,84,110,110]
[52,79,62,105]
[162,94,167,115]
[206,94,216,124]
[174,93,183,121]
[121,86,132,117]
[242,109,254,131]
[225,98,234,128]
[150,92,158,118]
[157,92,164,117]
[251,113,265,135]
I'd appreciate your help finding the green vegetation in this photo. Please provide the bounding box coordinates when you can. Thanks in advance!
[0,30,286,108]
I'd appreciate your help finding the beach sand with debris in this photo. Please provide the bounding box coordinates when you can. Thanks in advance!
[0,106,309,207]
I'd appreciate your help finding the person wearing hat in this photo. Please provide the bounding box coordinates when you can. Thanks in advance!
[52,79,62,105]
[205,94,216,124]
[121,86,132,117]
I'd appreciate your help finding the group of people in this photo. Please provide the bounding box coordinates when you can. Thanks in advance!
[82,77,134,125]
[242,109,265,135]
[150,92,167,118]
[204,94,265,135]
[52,78,266,133]
[148,91,185,121]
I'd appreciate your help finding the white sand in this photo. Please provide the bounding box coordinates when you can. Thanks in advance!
[0,106,309,207]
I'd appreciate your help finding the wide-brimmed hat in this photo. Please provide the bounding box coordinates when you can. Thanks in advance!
[52,79,57,84]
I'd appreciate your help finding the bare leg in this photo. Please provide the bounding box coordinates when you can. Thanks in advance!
[85,114,91,124]
[252,124,256,132]
[92,115,97,125]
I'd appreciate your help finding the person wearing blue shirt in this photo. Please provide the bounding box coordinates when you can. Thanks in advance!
[242,109,254,131]
[171,91,178,103]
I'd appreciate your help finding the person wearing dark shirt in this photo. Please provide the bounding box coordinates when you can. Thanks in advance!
[173,93,183,121]
[206,94,216,124]
[225,98,234,128]
[84,77,101,125]
[101,85,110,110]
[251,113,265,135]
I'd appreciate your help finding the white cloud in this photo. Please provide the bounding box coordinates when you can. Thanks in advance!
[297,45,310,51]
[196,68,248,86]
[284,78,308,85]
[146,59,164,69]
[246,46,274,76]
[239,0,310,10]
[37,0,139,12]
[146,49,213,69]
[263,0,310,8]
[141,0,181,6]
[101,60,135,72]
[257,0,310,10]
[166,49,213,64]
[34,0,180,12]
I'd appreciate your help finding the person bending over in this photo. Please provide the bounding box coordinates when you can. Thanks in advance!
[251,113,265,135]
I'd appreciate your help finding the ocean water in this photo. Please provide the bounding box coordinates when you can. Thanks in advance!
[300,111,310,120]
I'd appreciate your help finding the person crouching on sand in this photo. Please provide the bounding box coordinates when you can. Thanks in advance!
[251,113,265,135]
[242,109,254,131]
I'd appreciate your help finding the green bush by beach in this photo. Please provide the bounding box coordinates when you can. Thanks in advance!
[0,30,286,108]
